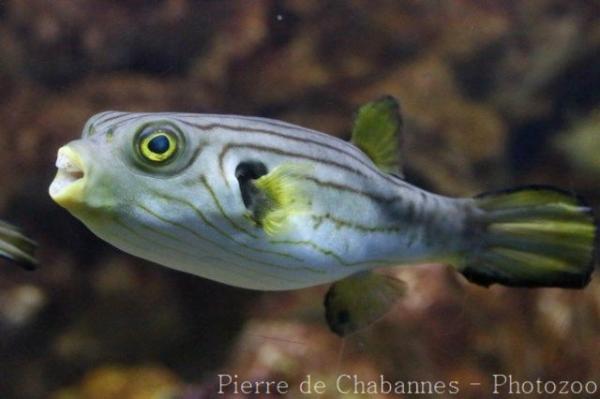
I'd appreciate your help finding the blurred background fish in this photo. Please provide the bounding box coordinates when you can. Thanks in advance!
[0,220,37,269]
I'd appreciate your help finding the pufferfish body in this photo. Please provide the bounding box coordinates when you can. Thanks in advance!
[49,97,597,336]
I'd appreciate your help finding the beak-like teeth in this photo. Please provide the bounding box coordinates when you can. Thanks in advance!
[49,146,86,199]
[55,150,84,178]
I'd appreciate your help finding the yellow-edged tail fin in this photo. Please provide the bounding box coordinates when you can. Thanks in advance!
[0,220,37,270]
[461,186,597,288]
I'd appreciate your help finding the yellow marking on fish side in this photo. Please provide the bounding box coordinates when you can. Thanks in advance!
[252,164,313,236]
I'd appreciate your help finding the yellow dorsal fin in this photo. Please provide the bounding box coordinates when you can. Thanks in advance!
[351,96,404,176]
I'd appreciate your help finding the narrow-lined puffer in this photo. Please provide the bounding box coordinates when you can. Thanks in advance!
[49,97,597,336]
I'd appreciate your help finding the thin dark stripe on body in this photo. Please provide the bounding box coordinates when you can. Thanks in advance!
[113,217,301,284]
[151,187,308,263]
[91,112,409,189]
[178,120,377,172]
[217,142,372,186]
[196,177,397,267]
[96,112,129,127]
[137,199,325,275]
[176,119,411,189]
[198,176,258,238]
[269,239,395,267]
[300,175,400,205]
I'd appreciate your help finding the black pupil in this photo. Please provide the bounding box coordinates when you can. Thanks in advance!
[148,134,170,154]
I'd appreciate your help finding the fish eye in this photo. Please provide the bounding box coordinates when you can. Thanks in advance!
[137,128,178,163]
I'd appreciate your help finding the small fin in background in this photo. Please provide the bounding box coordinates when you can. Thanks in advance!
[251,164,312,236]
[351,95,404,176]
[461,186,597,288]
[324,272,406,337]
[0,220,38,270]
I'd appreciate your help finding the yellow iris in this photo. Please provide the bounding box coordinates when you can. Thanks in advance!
[139,130,177,162]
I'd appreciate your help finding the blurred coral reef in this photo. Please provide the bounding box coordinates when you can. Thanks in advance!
[0,1,598,398]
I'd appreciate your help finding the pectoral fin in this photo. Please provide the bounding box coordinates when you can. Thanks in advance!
[351,96,404,176]
[0,220,37,270]
[324,272,406,337]
[243,163,312,236]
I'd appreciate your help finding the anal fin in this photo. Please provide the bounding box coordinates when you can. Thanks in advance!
[324,272,406,337]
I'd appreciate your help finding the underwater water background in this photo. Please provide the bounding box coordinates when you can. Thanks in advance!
[0,1,599,398]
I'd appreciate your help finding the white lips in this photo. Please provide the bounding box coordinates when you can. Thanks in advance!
[49,147,86,199]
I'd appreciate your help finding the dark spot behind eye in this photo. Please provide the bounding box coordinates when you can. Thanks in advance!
[235,161,268,209]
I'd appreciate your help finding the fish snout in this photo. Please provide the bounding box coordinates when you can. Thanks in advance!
[49,145,87,208]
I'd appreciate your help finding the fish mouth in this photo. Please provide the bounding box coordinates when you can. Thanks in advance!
[49,146,87,207]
